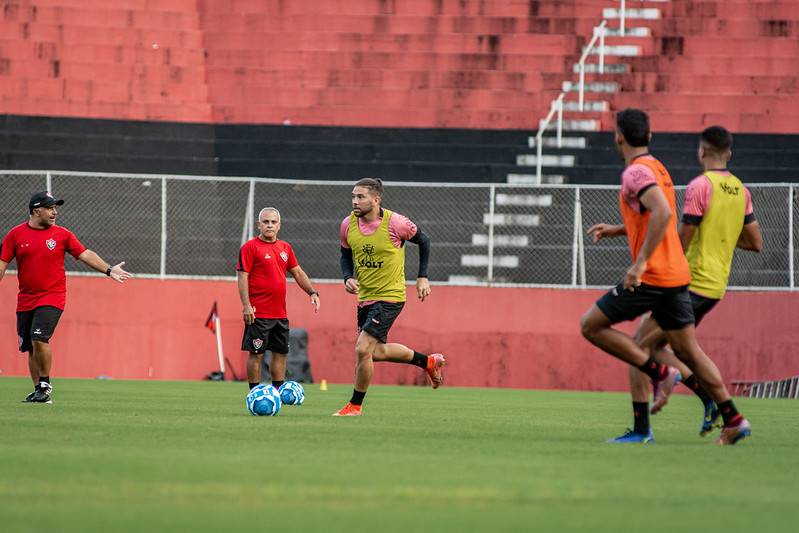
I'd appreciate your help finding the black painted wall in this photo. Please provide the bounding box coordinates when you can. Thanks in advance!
[1,114,798,184]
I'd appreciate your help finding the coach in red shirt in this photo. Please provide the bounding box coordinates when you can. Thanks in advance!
[237,207,319,391]
[0,192,132,404]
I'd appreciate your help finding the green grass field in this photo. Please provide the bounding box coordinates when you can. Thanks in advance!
[1,377,798,532]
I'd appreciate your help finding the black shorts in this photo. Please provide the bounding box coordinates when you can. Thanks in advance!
[16,305,63,353]
[241,318,290,354]
[690,291,719,326]
[357,301,405,344]
[596,283,694,331]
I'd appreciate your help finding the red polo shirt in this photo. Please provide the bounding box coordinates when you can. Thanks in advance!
[1,222,87,312]
[237,237,298,319]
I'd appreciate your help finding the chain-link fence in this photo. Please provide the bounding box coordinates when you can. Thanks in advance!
[1,171,796,290]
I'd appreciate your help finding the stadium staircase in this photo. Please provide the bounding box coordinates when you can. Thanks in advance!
[528,0,799,184]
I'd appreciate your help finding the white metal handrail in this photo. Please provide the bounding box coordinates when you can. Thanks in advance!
[535,92,565,184]
[578,20,608,112]
[620,0,626,37]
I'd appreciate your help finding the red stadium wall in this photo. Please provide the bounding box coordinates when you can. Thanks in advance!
[1,0,797,132]
[1,276,797,390]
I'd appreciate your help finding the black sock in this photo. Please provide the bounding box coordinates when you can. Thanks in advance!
[682,375,713,406]
[248,382,260,390]
[272,380,284,390]
[409,351,428,369]
[350,389,366,406]
[637,357,665,382]
[38,377,50,388]
[633,402,650,434]
[718,400,742,426]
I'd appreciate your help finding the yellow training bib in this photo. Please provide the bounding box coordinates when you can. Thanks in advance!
[347,209,406,302]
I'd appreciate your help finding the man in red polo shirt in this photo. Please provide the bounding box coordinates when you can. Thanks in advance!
[237,207,320,392]
[0,191,132,404]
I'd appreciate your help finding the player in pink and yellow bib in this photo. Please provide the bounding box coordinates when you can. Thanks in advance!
[333,178,445,417]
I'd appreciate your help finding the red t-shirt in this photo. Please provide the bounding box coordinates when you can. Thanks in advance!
[0,222,87,312]
[237,237,299,319]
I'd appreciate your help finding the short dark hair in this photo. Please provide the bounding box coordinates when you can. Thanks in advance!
[616,109,650,147]
[700,125,732,153]
[354,177,384,197]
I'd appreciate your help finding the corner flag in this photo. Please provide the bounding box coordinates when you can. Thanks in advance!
[205,302,225,380]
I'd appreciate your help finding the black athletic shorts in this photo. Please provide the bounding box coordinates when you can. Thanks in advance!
[241,318,290,354]
[690,291,719,326]
[357,301,405,344]
[596,283,695,331]
[16,305,63,353]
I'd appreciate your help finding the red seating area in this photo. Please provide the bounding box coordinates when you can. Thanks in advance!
[0,0,797,132]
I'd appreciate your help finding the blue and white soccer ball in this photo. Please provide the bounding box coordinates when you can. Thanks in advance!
[246,384,282,416]
[278,381,305,406]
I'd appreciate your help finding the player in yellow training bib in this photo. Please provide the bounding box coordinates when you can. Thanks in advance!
[333,178,446,417]
[627,126,762,441]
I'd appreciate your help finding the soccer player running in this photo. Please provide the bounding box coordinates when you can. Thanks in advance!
[591,125,762,442]
[0,191,132,404]
[237,207,320,392]
[334,178,445,416]
[580,110,751,445]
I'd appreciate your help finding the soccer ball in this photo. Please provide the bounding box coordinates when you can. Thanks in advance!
[278,381,305,405]
[246,384,281,416]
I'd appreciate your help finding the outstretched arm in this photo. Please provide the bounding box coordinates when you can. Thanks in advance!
[408,229,431,301]
[587,223,626,242]
[77,250,132,283]
[289,266,320,313]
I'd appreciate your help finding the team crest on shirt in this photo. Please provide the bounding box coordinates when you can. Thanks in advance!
[253,338,264,350]
[280,251,289,262]
[45,239,56,250]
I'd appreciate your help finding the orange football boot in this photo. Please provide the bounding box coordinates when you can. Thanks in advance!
[426,353,446,389]
[333,402,363,416]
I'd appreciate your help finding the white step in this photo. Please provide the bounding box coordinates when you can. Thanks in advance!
[587,44,641,56]
[507,173,566,185]
[562,81,619,93]
[542,119,600,132]
[461,255,520,268]
[516,154,575,167]
[604,26,651,37]
[603,8,661,19]
[483,213,540,226]
[448,275,482,284]
[472,234,530,247]
[496,193,553,207]
[562,100,609,112]
[528,136,587,148]
[573,63,628,74]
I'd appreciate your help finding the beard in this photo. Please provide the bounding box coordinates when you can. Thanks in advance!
[353,205,372,218]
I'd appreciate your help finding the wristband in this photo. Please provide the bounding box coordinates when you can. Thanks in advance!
[310,290,319,297]
[105,267,112,277]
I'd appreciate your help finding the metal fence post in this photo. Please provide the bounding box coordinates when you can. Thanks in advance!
[577,188,586,286]
[487,185,496,284]
[571,188,579,286]
[159,177,167,279]
[241,179,255,246]
[46,171,52,194]
[790,185,795,289]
